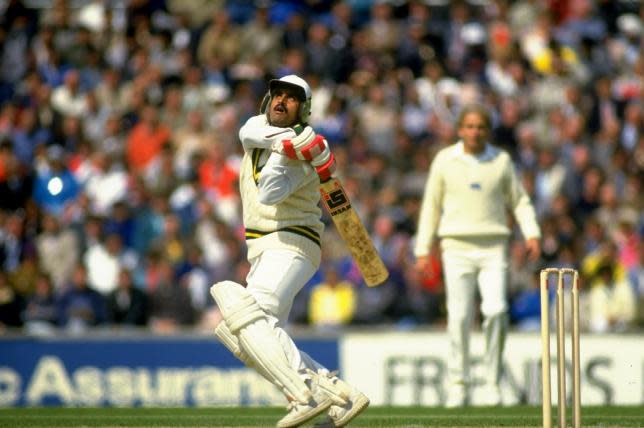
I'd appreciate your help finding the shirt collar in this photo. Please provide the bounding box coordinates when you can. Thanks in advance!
[450,141,495,162]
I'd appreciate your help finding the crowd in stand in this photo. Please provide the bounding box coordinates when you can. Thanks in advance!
[0,0,642,335]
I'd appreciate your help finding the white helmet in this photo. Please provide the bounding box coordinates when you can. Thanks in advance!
[261,74,312,124]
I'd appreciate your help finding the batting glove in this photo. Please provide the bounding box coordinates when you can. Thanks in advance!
[310,137,336,181]
[272,125,316,160]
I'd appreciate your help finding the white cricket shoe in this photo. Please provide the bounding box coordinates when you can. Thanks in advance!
[276,392,332,428]
[307,370,350,406]
[312,374,370,428]
[276,370,340,428]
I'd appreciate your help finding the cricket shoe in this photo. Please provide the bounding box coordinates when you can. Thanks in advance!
[307,370,350,407]
[276,370,341,428]
[312,373,370,427]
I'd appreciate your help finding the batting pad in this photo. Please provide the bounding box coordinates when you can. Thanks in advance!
[214,321,281,388]
[210,281,312,404]
[214,321,252,366]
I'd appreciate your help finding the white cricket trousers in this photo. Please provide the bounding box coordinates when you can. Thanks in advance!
[440,237,509,390]
[246,248,326,374]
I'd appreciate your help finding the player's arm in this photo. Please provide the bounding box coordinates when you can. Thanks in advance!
[238,115,297,151]
[505,158,541,260]
[413,153,444,261]
[257,152,312,205]
[239,116,322,157]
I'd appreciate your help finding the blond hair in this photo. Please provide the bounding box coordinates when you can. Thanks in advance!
[456,104,492,129]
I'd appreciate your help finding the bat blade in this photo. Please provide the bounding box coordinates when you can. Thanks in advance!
[319,178,389,287]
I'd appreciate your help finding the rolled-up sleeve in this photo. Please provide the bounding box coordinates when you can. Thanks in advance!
[239,115,296,151]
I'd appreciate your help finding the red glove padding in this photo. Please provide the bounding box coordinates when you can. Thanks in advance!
[282,134,328,161]
[313,151,336,181]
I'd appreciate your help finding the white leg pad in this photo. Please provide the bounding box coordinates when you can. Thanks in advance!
[210,281,311,404]
[215,321,281,388]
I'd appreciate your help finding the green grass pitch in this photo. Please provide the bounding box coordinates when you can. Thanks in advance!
[1,406,643,427]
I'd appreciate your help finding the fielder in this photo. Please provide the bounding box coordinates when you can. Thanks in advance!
[414,103,541,407]
[210,75,369,427]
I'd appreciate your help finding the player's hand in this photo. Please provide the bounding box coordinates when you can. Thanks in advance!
[310,136,336,181]
[525,238,541,262]
[272,125,316,159]
[415,255,435,277]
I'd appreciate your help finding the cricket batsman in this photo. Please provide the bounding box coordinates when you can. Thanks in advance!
[210,75,369,427]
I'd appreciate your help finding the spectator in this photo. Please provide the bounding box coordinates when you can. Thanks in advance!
[587,263,637,333]
[56,264,107,333]
[304,21,337,81]
[81,90,110,145]
[400,84,430,141]
[22,272,58,335]
[311,94,350,145]
[356,83,397,156]
[94,68,123,114]
[415,59,460,122]
[103,201,135,250]
[197,10,241,69]
[365,2,400,56]
[50,69,87,118]
[150,212,188,267]
[160,85,186,132]
[125,104,171,176]
[11,107,51,166]
[509,271,543,332]
[148,258,195,332]
[197,142,239,225]
[32,145,80,216]
[172,109,211,179]
[534,147,567,215]
[175,245,211,318]
[0,270,24,329]
[84,232,137,296]
[0,144,34,212]
[35,212,78,290]
[106,269,148,327]
[238,5,283,70]
[83,152,129,216]
[9,247,39,298]
[98,114,127,159]
[0,212,31,274]
[309,265,357,328]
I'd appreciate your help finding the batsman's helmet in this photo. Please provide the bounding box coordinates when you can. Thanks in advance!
[261,74,312,124]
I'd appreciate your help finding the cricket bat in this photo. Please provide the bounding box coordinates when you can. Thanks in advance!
[319,177,389,287]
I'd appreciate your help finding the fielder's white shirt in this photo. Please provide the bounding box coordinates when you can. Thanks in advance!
[414,141,541,257]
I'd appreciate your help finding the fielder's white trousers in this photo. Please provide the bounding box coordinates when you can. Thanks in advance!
[246,248,325,374]
[441,237,509,390]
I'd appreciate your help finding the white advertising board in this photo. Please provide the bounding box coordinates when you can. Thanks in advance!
[341,332,643,406]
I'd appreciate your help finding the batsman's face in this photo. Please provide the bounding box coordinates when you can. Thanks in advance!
[458,112,489,155]
[268,87,301,127]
